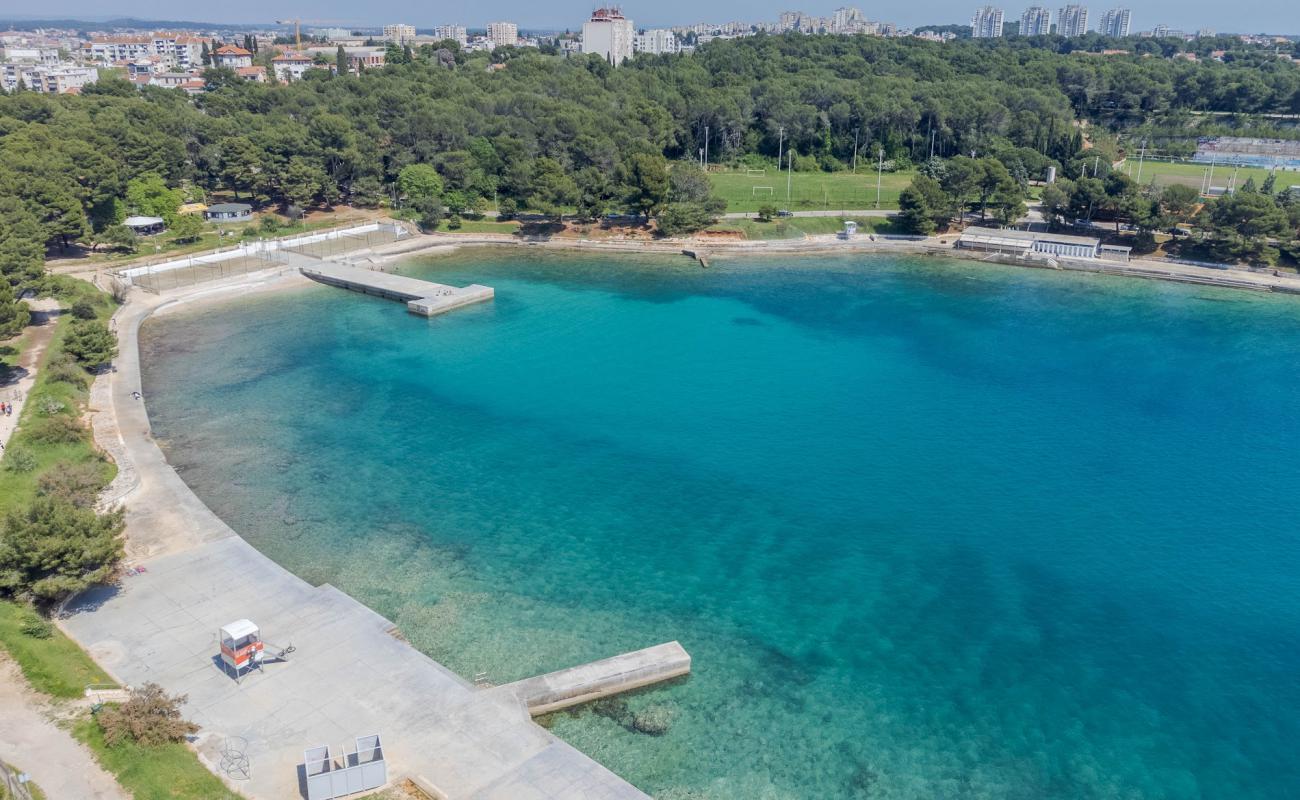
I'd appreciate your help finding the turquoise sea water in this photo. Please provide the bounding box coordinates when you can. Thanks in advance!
[141,251,1300,799]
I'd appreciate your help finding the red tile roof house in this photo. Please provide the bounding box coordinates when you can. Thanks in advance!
[212,44,253,68]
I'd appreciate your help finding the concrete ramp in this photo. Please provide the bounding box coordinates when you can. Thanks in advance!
[299,262,493,317]
[498,642,691,717]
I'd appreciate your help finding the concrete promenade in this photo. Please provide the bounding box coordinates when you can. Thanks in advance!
[65,274,650,800]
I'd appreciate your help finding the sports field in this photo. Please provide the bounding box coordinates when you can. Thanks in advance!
[1115,159,1297,193]
[706,215,904,240]
[710,169,913,213]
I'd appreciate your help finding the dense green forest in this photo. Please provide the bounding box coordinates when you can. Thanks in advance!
[2,32,1300,297]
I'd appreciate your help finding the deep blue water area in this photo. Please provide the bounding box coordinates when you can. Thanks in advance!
[140,251,1300,799]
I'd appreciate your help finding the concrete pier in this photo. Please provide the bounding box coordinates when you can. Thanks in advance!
[497,642,691,717]
[300,263,493,316]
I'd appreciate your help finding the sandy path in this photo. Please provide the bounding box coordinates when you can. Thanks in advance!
[0,655,127,800]
[0,299,62,453]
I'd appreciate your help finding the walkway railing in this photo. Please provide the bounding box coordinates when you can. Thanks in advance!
[0,761,36,800]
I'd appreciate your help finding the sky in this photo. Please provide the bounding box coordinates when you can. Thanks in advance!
[18,1,1295,35]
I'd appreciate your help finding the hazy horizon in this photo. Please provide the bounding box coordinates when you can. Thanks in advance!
[5,1,1291,36]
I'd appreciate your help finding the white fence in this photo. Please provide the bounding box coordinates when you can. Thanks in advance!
[116,222,406,284]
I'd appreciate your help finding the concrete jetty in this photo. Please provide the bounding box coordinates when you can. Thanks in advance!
[300,262,493,316]
[497,642,691,717]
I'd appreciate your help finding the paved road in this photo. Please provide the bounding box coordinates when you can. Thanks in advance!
[0,655,128,800]
[0,299,62,453]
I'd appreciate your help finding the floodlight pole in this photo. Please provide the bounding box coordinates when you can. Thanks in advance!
[876,147,884,208]
[1136,139,1147,183]
[786,150,793,205]
[777,125,784,176]
[703,125,709,171]
[852,127,860,174]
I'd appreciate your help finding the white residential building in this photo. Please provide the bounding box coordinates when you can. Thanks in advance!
[433,25,468,45]
[1057,5,1089,36]
[486,22,519,48]
[1098,8,1131,37]
[831,7,864,33]
[212,44,253,68]
[383,24,416,44]
[1020,7,1052,36]
[777,11,802,32]
[153,34,210,69]
[1,46,62,65]
[582,8,634,66]
[971,6,1005,37]
[633,29,679,55]
[1,63,98,93]
[272,51,317,81]
[85,36,154,63]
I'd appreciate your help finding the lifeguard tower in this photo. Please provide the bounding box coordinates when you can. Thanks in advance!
[219,619,265,682]
[838,220,858,239]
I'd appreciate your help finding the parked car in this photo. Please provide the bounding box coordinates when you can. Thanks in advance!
[777,209,794,218]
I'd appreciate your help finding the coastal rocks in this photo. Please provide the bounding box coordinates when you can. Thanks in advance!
[592,697,677,736]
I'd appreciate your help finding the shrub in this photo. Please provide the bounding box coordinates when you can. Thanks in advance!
[45,354,89,387]
[0,498,124,602]
[39,398,67,416]
[98,683,199,747]
[496,197,518,220]
[62,320,118,370]
[19,610,53,639]
[2,448,37,473]
[70,300,97,320]
[27,414,85,445]
[756,204,777,222]
[38,461,108,508]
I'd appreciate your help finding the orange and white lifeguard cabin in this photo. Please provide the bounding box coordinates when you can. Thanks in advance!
[219,619,264,681]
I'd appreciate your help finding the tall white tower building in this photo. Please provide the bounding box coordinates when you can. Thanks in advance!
[582,8,635,66]
[1020,6,1052,36]
[1057,5,1090,36]
[486,22,519,48]
[971,6,1005,38]
[1098,8,1131,37]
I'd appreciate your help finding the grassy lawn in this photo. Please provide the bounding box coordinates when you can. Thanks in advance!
[710,169,913,213]
[73,717,242,800]
[0,278,117,517]
[1116,158,1287,192]
[707,215,905,240]
[0,601,115,698]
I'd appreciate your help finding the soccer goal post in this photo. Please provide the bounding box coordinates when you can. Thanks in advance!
[752,186,775,197]
[745,168,766,176]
